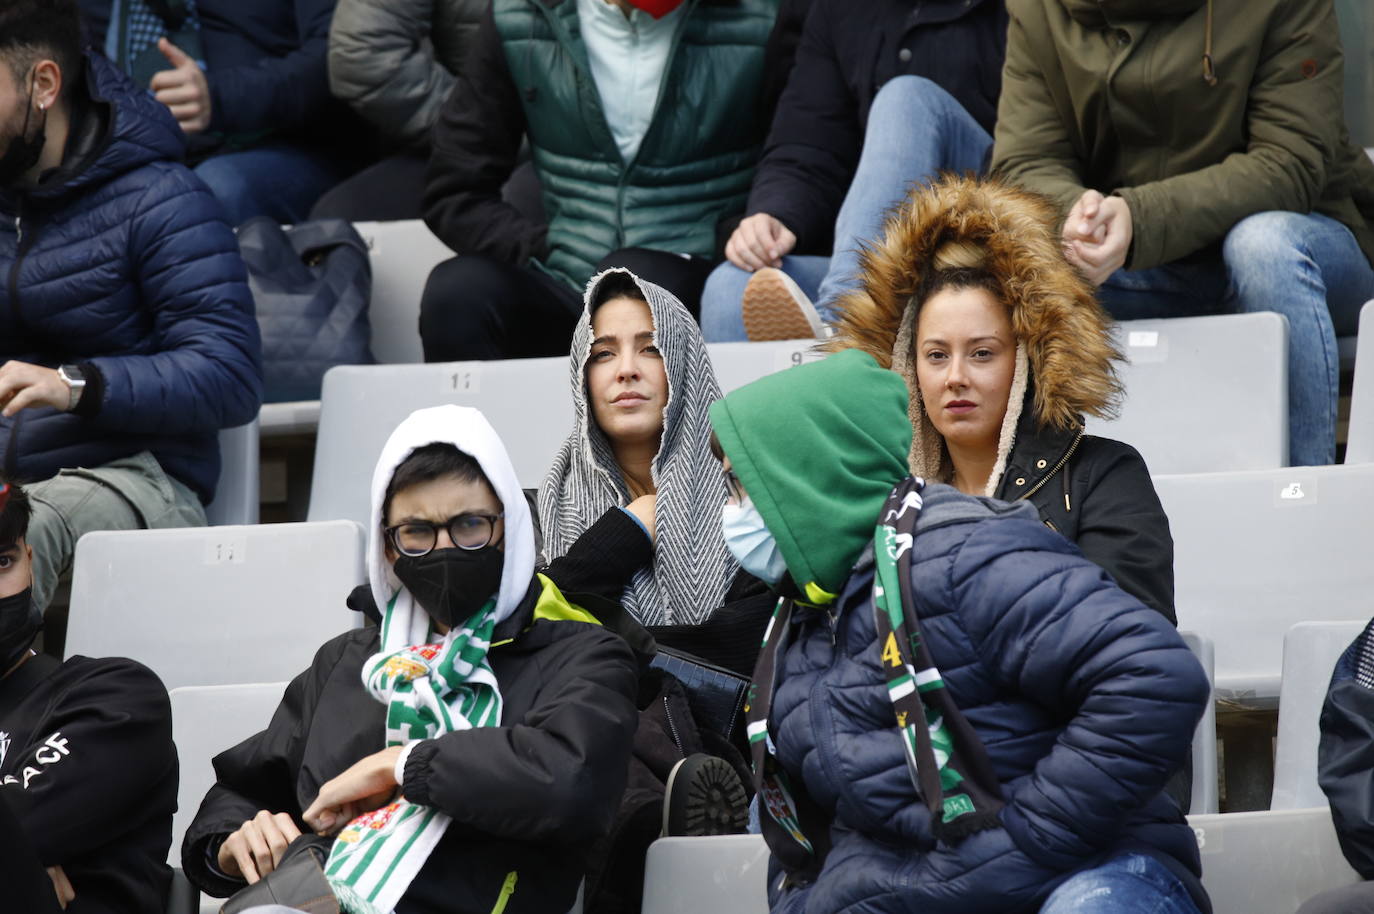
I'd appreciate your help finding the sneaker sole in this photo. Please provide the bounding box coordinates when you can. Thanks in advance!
[741,269,824,341]
[663,755,750,837]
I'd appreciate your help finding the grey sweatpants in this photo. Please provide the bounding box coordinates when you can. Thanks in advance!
[25,451,206,611]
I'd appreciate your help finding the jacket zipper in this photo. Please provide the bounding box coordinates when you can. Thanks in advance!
[1019,429,1084,503]
[5,201,37,479]
[490,870,518,914]
[663,696,684,751]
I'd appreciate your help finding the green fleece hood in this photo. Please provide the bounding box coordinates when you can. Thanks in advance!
[708,349,912,603]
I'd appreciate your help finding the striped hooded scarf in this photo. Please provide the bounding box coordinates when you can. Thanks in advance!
[538,269,737,627]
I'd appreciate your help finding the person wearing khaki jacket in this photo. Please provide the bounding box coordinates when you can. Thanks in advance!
[992,0,1374,467]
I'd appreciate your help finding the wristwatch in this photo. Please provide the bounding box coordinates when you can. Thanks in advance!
[57,364,86,412]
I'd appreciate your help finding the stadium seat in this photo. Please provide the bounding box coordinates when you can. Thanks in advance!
[354,220,454,365]
[642,834,770,914]
[1190,807,1361,913]
[1181,631,1219,815]
[1271,620,1366,810]
[204,419,260,526]
[65,521,364,691]
[308,360,574,525]
[1347,300,1374,464]
[168,681,288,912]
[1156,463,1374,702]
[166,867,199,914]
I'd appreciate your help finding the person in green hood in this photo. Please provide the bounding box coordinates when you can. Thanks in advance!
[992,0,1374,468]
[708,348,1211,914]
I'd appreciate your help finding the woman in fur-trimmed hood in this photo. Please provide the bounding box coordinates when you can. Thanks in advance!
[829,175,1176,621]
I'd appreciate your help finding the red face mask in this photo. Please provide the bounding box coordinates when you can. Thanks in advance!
[626,0,684,18]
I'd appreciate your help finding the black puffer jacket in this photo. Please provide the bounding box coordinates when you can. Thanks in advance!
[1319,620,1374,878]
[992,392,1175,623]
[181,577,640,914]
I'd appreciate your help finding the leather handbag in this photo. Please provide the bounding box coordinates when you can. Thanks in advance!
[649,647,749,741]
[238,217,374,403]
[220,836,339,914]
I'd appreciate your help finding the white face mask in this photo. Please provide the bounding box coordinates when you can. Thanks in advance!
[721,497,788,586]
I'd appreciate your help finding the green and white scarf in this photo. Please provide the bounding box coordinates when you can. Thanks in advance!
[324,594,504,914]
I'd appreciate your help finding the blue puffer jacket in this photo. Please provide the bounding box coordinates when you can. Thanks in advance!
[767,486,1210,913]
[0,54,262,504]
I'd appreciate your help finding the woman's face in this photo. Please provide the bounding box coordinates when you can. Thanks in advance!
[586,296,667,450]
[913,285,1017,456]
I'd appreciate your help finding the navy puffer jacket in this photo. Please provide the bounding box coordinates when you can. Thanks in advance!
[0,54,262,504]
[767,485,1210,913]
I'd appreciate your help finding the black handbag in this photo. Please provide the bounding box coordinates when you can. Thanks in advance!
[238,218,374,403]
[220,835,339,914]
[649,647,749,741]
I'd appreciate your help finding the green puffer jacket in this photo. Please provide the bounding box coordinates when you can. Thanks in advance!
[494,0,776,289]
[991,0,1374,272]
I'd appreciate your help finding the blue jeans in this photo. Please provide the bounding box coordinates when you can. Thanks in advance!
[1097,211,1374,466]
[700,76,993,341]
[1039,853,1202,914]
[194,143,349,227]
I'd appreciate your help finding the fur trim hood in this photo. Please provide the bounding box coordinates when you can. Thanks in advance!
[827,176,1123,490]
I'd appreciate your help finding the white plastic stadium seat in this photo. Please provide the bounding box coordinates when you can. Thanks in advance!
[168,682,289,868]
[1271,621,1367,810]
[642,835,770,914]
[353,220,454,365]
[1180,631,1219,815]
[1189,807,1360,913]
[65,521,364,691]
[1346,300,1374,464]
[1156,463,1374,702]
[204,419,260,526]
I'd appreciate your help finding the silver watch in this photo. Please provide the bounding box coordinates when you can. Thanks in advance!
[57,364,86,412]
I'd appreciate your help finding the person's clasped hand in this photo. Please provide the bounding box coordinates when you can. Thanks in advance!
[1062,189,1134,287]
[150,37,211,134]
[725,213,797,271]
[216,810,303,884]
[302,746,406,837]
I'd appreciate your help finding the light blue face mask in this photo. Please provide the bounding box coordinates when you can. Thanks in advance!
[721,497,788,586]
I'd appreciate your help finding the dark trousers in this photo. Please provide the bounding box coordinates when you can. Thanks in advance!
[310,154,547,225]
[419,248,715,362]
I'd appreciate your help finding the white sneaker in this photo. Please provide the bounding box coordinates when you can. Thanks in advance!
[741,268,825,341]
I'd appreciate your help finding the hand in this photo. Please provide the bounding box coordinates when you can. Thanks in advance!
[46,866,75,910]
[725,213,797,272]
[216,810,303,884]
[0,361,72,417]
[302,746,404,836]
[150,38,211,133]
[624,494,657,544]
[1062,191,1133,286]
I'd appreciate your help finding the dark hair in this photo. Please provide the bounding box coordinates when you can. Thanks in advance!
[0,0,83,99]
[914,266,1003,314]
[0,481,32,549]
[382,443,493,524]
[590,270,648,310]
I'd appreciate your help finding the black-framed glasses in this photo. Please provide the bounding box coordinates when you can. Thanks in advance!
[724,468,745,504]
[385,513,504,557]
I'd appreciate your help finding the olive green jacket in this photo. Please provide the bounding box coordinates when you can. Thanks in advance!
[495,0,776,289]
[991,0,1374,271]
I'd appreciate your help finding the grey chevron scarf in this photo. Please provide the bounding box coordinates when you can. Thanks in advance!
[538,269,737,626]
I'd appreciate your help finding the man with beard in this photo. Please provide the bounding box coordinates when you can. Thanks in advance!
[0,0,261,618]
[0,481,178,913]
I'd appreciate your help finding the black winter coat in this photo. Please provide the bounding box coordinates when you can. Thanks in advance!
[181,578,640,914]
[1319,622,1374,878]
[748,0,1008,253]
[0,654,177,914]
[992,404,1176,623]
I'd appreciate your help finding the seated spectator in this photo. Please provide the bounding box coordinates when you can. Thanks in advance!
[1297,618,1374,914]
[419,0,778,362]
[79,0,365,225]
[708,349,1211,913]
[539,269,774,676]
[0,0,262,615]
[314,0,545,224]
[828,176,1174,621]
[699,0,1009,342]
[182,405,639,914]
[0,481,178,914]
[991,0,1374,466]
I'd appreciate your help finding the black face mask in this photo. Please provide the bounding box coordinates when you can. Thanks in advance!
[0,586,40,673]
[393,547,504,630]
[0,75,47,189]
